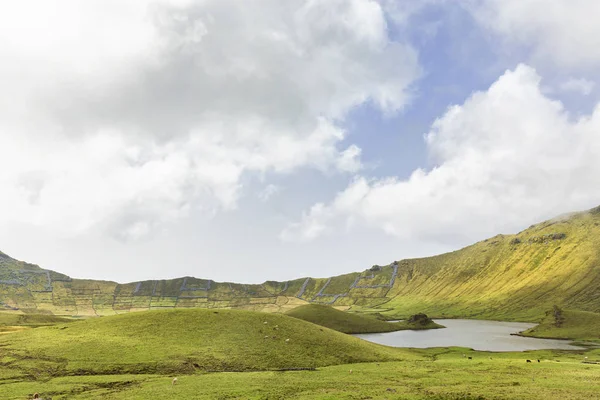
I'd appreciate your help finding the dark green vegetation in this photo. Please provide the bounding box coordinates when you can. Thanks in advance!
[0,311,74,334]
[522,308,600,342]
[0,312,73,326]
[3,206,600,322]
[286,304,443,333]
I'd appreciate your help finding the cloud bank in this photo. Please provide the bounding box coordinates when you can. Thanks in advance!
[468,0,600,70]
[0,0,420,240]
[283,65,600,244]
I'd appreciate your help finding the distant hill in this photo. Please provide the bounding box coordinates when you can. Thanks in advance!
[1,206,600,320]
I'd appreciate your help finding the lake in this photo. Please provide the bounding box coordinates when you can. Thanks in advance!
[354,319,583,351]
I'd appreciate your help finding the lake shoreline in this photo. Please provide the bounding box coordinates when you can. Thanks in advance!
[355,319,584,352]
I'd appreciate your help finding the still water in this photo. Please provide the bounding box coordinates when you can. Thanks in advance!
[355,319,583,351]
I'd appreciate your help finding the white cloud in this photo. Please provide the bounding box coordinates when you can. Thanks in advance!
[559,78,595,96]
[258,185,281,202]
[280,203,332,242]
[467,0,600,69]
[284,65,600,244]
[380,0,444,26]
[0,0,420,239]
[335,145,363,173]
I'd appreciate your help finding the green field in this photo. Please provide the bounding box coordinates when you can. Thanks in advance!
[0,309,414,377]
[286,304,443,334]
[3,356,600,400]
[0,309,599,399]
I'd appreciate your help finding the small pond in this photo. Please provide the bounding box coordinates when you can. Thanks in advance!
[354,319,583,351]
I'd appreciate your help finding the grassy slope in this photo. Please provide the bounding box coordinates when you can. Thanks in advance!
[380,208,600,321]
[0,308,414,376]
[0,312,75,334]
[2,206,600,322]
[521,309,600,341]
[0,312,73,326]
[285,304,442,333]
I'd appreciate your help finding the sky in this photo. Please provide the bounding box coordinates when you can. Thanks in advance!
[1,0,600,283]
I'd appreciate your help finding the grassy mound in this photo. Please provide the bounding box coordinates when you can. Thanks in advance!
[0,312,74,334]
[285,304,443,334]
[0,308,412,376]
[0,312,74,326]
[521,309,600,341]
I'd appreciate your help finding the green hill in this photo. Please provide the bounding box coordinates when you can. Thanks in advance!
[2,206,600,321]
[380,207,600,321]
[521,308,600,342]
[285,304,442,333]
[0,308,412,376]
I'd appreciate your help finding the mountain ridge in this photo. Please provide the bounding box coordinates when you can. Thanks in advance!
[1,205,600,320]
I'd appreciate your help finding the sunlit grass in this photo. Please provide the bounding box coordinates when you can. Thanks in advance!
[286,304,443,334]
[3,352,600,400]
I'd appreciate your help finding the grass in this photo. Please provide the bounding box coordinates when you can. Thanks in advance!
[0,308,414,376]
[521,309,600,342]
[0,311,75,333]
[2,349,600,399]
[376,209,600,321]
[0,309,599,399]
[0,312,74,326]
[286,304,443,334]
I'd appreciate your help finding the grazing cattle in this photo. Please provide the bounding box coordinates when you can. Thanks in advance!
[537,359,540,363]
[172,377,178,385]
[468,357,472,360]
[285,338,290,343]
[349,369,353,374]
[526,360,532,363]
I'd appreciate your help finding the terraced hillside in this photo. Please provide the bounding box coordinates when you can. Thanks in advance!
[1,206,600,320]
[0,252,399,316]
